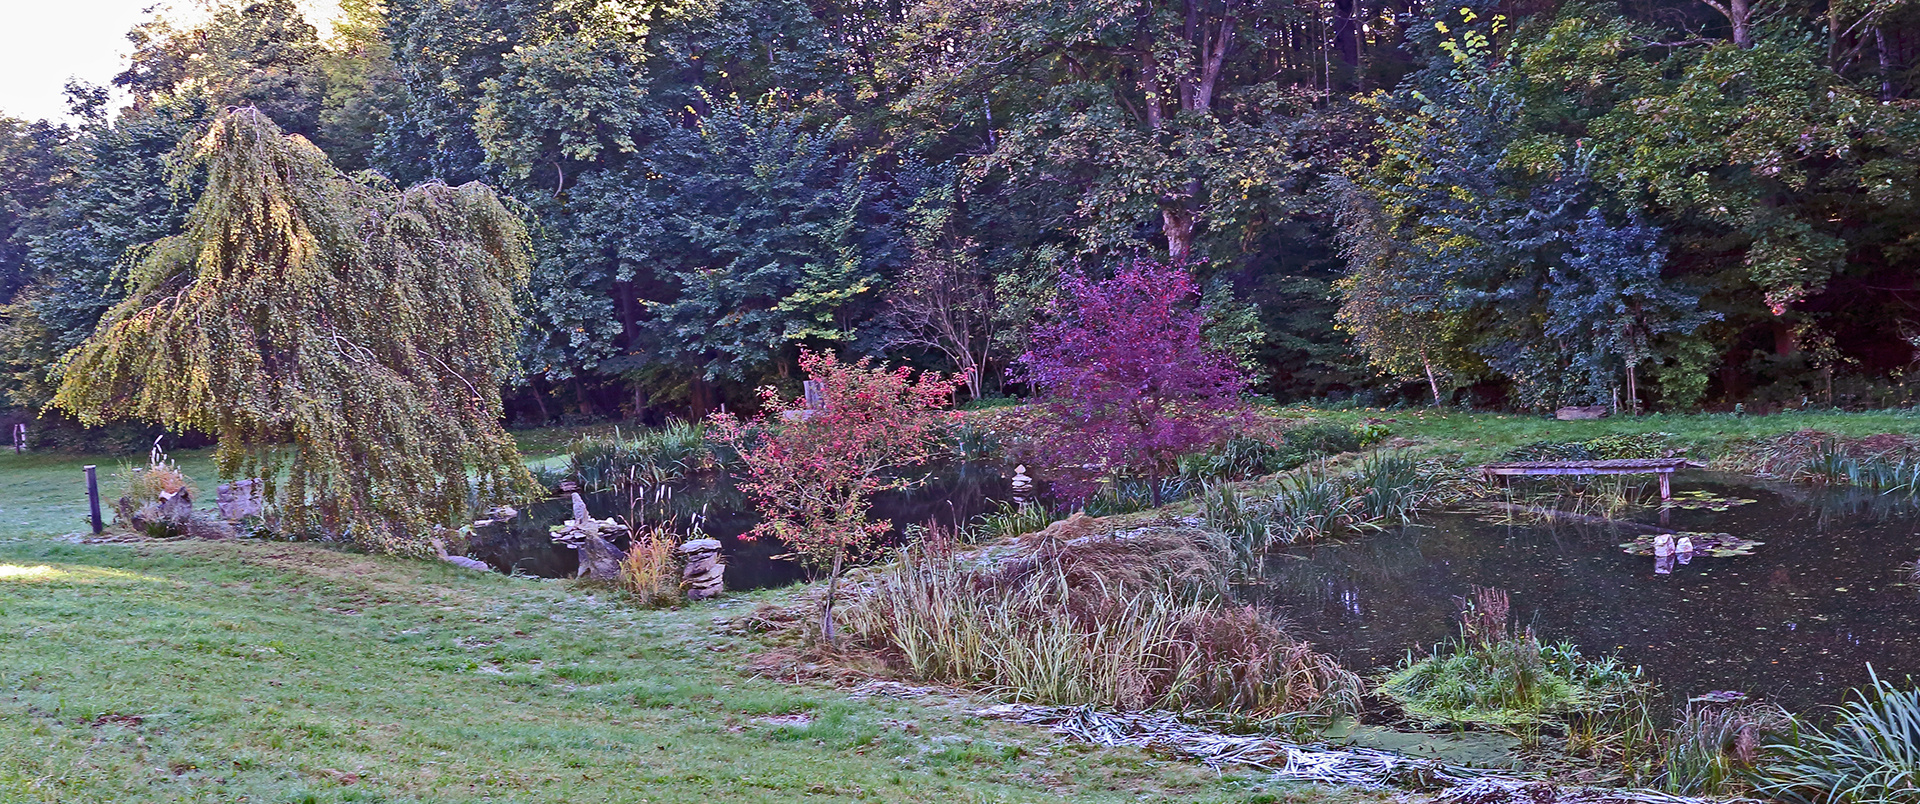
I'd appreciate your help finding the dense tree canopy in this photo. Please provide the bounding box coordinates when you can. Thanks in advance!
[1,0,1917,426]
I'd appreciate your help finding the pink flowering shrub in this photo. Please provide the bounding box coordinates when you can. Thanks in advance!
[1016,259,1249,503]
[710,349,963,636]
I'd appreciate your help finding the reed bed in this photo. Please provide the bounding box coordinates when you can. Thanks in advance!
[565,420,716,493]
[839,534,1361,719]
[961,501,1067,542]
[1200,452,1453,574]
[1657,701,1793,797]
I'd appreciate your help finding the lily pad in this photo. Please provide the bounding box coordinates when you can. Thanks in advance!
[1619,532,1763,557]
[1661,491,1759,512]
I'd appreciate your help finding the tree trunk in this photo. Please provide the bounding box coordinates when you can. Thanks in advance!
[1625,362,1639,416]
[531,378,552,424]
[1422,351,1443,407]
[820,550,844,643]
[1333,0,1361,89]
[689,374,713,420]
[1162,206,1196,264]
[1877,26,1894,101]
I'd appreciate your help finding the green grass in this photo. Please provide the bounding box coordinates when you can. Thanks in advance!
[0,450,222,541]
[0,450,1393,803]
[1284,407,1920,462]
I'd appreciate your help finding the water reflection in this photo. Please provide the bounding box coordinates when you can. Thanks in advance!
[1260,474,1920,713]
[469,463,1012,588]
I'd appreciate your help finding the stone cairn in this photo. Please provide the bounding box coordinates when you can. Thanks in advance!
[678,538,725,599]
[1010,464,1035,509]
[549,493,630,582]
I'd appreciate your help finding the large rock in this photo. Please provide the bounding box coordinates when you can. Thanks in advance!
[216,478,264,520]
[1554,405,1610,421]
[678,538,725,600]
[551,507,629,582]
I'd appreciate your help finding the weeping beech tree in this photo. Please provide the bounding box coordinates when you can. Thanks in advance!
[52,108,533,553]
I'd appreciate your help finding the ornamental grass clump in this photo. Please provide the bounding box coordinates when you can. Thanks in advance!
[1658,700,1794,796]
[50,108,532,554]
[1758,668,1920,804]
[618,524,683,608]
[841,532,1360,719]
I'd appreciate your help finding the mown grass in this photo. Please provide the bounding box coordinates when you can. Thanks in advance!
[0,537,1410,803]
[0,448,1394,803]
[1286,407,1920,462]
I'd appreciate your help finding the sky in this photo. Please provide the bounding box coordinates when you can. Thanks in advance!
[0,0,340,123]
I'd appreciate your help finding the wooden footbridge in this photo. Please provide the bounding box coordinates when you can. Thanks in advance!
[1477,458,1706,500]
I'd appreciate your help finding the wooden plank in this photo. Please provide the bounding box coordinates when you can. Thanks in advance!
[1477,458,1705,479]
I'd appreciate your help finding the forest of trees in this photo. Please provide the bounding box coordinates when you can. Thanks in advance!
[1,0,1916,427]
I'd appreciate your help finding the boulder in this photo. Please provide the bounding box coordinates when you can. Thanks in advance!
[678,538,725,599]
[1554,405,1610,421]
[216,478,264,520]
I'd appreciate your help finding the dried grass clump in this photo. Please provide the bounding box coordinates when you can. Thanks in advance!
[1000,526,1226,599]
[1726,429,1920,482]
[618,525,681,607]
[839,532,1360,719]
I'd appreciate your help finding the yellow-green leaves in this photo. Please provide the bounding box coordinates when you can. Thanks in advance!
[54,108,533,553]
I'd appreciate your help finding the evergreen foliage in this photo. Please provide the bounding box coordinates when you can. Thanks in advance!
[50,109,532,552]
[4,0,1920,419]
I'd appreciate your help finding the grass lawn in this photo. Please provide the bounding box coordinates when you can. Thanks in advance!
[5,408,1913,802]
[0,450,1381,804]
[1286,407,1920,461]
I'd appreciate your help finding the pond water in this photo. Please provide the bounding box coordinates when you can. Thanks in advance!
[468,463,1012,588]
[1259,473,1920,713]
[471,463,1918,713]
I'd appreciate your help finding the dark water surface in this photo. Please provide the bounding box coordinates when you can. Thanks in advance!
[469,463,1011,588]
[1259,473,1920,713]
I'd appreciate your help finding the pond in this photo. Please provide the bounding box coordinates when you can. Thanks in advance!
[1258,473,1920,713]
[470,463,1919,714]
[468,462,1013,588]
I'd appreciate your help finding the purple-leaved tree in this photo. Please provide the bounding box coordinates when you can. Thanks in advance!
[1017,259,1249,504]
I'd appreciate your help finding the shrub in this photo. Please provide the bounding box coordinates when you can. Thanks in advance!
[1016,260,1249,504]
[841,534,1360,719]
[1758,669,1920,804]
[710,349,963,640]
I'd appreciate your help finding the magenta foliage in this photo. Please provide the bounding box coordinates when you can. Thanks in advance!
[1016,259,1249,500]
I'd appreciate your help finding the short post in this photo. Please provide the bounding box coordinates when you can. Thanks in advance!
[11,423,23,454]
[83,465,104,535]
[1658,471,1672,502]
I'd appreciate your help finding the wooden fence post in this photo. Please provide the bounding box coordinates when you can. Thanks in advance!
[84,465,103,535]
